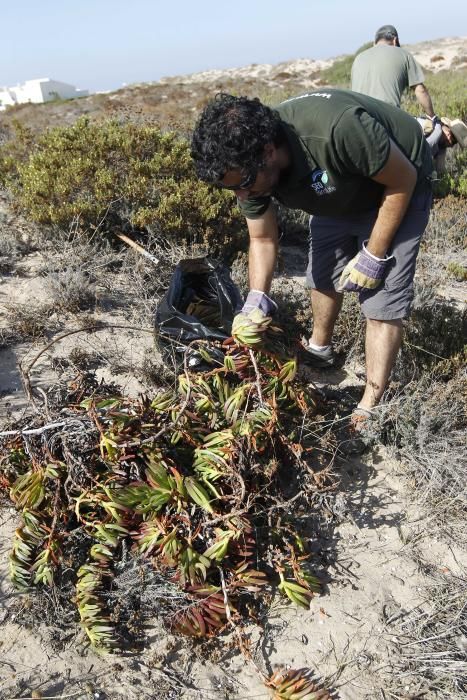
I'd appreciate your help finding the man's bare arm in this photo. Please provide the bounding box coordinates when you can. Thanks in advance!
[413,83,435,118]
[366,139,417,258]
[246,204,279,292]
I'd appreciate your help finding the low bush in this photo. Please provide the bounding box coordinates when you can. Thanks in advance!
[2,301,57,344]
[400,290,466,381]
[0,118,245,256]
[37,232,121,313]
[392,567,467,694]
[446,261,467,282]
[381,367,466,545]
[433,148,467,198]
[45,269,95,312]
[423,195,467,251]
[0,228,28,273]
[402,68,467,122]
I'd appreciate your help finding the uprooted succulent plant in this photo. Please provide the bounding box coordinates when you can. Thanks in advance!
[1,339,333,653]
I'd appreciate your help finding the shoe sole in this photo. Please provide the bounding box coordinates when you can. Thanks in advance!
[338,439,367,456]
[300,348,336,369]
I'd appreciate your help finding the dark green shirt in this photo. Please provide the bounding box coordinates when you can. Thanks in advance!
[238,89,433,219]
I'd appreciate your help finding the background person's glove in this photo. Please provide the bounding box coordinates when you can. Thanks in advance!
[231,290,277,346]
[420,117,435,136]
[338,243,393,293]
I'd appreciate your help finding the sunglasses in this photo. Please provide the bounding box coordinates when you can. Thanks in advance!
[217,170,257,191]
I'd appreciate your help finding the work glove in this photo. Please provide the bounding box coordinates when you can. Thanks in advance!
[231,290,277,346]
[338,242,393,293]
[420,117,435,136]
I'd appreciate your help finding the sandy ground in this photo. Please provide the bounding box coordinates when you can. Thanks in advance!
[158,37,467,85]
[1,236,465,699]
[1,433,465,699]
[159,57,335,89]
[408,36,467,72]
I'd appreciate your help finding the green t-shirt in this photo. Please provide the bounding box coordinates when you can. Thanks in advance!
[238,89,432,220]
[351,45,425,107]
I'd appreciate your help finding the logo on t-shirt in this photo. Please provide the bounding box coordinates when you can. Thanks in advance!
[310,169,336,195]
[281,92,332,104]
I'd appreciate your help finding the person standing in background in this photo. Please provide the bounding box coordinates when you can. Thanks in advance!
[351,24,437,120]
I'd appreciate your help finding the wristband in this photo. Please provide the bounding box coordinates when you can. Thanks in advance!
[363,241,394,263]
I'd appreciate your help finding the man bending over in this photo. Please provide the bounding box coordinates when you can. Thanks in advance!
[191,90,433,448]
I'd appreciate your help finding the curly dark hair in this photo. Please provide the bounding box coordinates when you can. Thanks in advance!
[190,93,284,184]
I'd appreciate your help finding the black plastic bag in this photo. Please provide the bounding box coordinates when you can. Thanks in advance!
[154,257,243,368]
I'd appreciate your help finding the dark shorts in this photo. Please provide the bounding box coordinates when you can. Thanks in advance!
[306,186,432,320]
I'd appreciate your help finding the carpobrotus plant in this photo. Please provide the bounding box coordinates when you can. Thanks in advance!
[1,338,333,654]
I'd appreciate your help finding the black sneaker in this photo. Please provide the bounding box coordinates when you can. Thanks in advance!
[300,344,336,368]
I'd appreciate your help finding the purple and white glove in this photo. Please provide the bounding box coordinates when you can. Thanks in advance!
[241,290,278,316]
[231,290,277,342]
[338,242,393,293]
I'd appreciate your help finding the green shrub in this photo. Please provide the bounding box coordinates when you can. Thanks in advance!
[401,68,467,120]
[0,117,245,253]
[446,261,467,281]
[433,148,467,198]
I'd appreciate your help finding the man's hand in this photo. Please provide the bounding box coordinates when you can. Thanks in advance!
[231,290,277,346]
[338,243,392,293]
[413,83,435,119]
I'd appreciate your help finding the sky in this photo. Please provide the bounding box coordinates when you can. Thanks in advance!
[2,0,467,93]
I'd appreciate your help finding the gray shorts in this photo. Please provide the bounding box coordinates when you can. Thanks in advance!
[306,186,432,320]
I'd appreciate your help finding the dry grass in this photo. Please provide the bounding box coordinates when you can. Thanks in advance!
[390,567,467,697]
[0,221,37,273]
[2,301,57,345]
[118,229,210,328]
[416,196,467,292]
[109,557,192,624]
[380,368,466,545]
[425,197,467,252]
[396,286,466,381]
[45,268,96,312]
[39,229,124,310]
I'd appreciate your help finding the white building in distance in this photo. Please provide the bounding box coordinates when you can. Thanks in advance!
[0,78,89,110]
